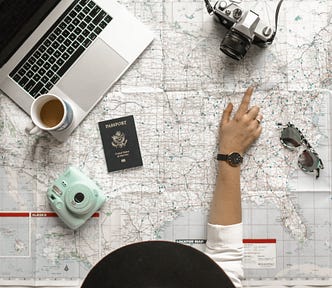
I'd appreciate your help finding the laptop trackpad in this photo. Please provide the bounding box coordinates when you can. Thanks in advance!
[58,38,128,111]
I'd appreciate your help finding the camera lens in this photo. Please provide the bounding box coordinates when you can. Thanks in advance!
[220,29,251,60]
[74,192,85,203]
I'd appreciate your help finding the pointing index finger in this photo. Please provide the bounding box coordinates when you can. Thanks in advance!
[235,86,254,118]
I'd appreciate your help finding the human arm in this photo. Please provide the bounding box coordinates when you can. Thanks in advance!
[205,87,263,287]
[209,86,262,225]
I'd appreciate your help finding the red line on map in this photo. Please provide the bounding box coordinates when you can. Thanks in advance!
[0,212,29,217]
[243,239,276,244]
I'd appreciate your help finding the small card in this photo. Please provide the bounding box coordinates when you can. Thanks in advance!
[98,115,143,172]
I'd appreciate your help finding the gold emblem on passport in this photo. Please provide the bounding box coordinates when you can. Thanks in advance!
[111,131,128,148]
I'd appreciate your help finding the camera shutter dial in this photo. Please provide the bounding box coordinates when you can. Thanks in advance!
[218,1,227,10]
[233,8,242,20]
[262,26,272,37]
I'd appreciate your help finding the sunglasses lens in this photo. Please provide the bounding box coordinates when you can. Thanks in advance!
[280,127,302,148]
[298,149,318,172]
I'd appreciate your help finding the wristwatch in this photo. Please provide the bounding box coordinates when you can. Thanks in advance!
[217,152,243,167]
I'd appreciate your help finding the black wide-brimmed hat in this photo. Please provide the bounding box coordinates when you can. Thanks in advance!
[81,240,235,288]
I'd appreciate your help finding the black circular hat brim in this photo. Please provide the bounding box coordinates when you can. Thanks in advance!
[81,241,235,288]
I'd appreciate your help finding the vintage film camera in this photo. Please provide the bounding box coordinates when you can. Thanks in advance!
[205,0,284,60]
[47,166,106,230]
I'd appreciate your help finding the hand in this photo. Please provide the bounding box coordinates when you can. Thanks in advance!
[219,87,262,155]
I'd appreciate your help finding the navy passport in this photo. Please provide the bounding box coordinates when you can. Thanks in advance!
[98,115,143,172]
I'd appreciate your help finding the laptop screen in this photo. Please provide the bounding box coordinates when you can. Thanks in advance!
[0,0,60,68]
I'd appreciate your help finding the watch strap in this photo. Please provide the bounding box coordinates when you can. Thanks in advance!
[216,154,228,161]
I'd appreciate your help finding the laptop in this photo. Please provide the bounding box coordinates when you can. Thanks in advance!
[0,0,153,142]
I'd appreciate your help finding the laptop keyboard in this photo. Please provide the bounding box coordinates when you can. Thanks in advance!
[9,0,112,98]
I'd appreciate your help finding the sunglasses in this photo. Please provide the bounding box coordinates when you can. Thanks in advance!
[277,122,324,179]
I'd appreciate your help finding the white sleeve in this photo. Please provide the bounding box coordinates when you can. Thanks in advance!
[204,222,244,288]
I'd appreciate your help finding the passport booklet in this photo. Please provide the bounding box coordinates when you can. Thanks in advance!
[98,115,143,172]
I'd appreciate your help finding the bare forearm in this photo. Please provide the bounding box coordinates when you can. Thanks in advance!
[209,162,241,225]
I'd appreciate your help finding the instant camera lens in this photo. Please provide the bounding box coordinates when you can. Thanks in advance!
[74,192,85,203]
[220,29,252,60]
[65,183,97,215]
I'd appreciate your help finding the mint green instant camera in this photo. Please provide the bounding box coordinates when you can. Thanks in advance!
[47,166,105,230]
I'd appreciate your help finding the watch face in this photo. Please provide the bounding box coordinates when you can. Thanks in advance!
[228,152,243,167]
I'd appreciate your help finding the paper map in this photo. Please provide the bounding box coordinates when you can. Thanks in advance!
[0,0,331,286]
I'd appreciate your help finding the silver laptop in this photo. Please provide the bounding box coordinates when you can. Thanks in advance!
[0,0,153,142]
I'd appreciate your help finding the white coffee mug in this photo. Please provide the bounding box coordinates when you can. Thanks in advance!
[26,94,73,135]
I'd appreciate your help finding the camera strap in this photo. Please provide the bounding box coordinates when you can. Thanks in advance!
[204,0,214,15]
[267,0,284,44]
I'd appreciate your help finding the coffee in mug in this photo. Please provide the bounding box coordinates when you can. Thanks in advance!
[40,99,64,127]
[26,94,73,135]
